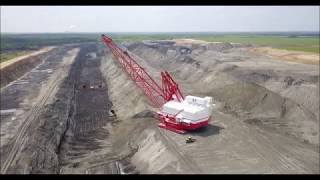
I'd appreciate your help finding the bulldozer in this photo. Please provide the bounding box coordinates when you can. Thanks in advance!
[185,136,196,144]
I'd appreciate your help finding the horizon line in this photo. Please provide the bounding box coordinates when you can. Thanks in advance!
[1,31,319,34]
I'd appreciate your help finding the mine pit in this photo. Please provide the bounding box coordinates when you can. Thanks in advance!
[0,38,319,174]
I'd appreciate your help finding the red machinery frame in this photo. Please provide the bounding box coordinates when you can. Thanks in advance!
[101,34,184,108]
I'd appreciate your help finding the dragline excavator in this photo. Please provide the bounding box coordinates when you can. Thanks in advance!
[101,34,214,134]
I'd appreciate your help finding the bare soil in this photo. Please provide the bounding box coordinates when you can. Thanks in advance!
[249,47,319,65]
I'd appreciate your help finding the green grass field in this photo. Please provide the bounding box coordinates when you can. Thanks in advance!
[195,35,319,54]
[0,51,33,63]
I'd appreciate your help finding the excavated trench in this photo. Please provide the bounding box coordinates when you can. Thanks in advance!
[57,43,138,174]
[1,43,139,174]
[42,43,139,174]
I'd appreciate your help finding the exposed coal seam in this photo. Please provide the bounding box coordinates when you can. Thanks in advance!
[56,44,127,173]
[55,46,82,170]
[24,46,80,173]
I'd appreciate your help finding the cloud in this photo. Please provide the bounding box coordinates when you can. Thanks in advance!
[68,24,76,29]
[64,24,78,32]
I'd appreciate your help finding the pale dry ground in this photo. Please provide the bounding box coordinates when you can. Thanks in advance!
[173,39,211,45]
[248,47,319,65]
[0,47,56,70]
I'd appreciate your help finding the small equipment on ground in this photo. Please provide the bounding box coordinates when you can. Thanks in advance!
[186,136,196,143]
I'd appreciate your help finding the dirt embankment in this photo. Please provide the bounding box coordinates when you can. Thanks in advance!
[0,47,56,88]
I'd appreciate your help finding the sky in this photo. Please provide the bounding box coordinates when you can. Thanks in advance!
[1,6,319,33]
